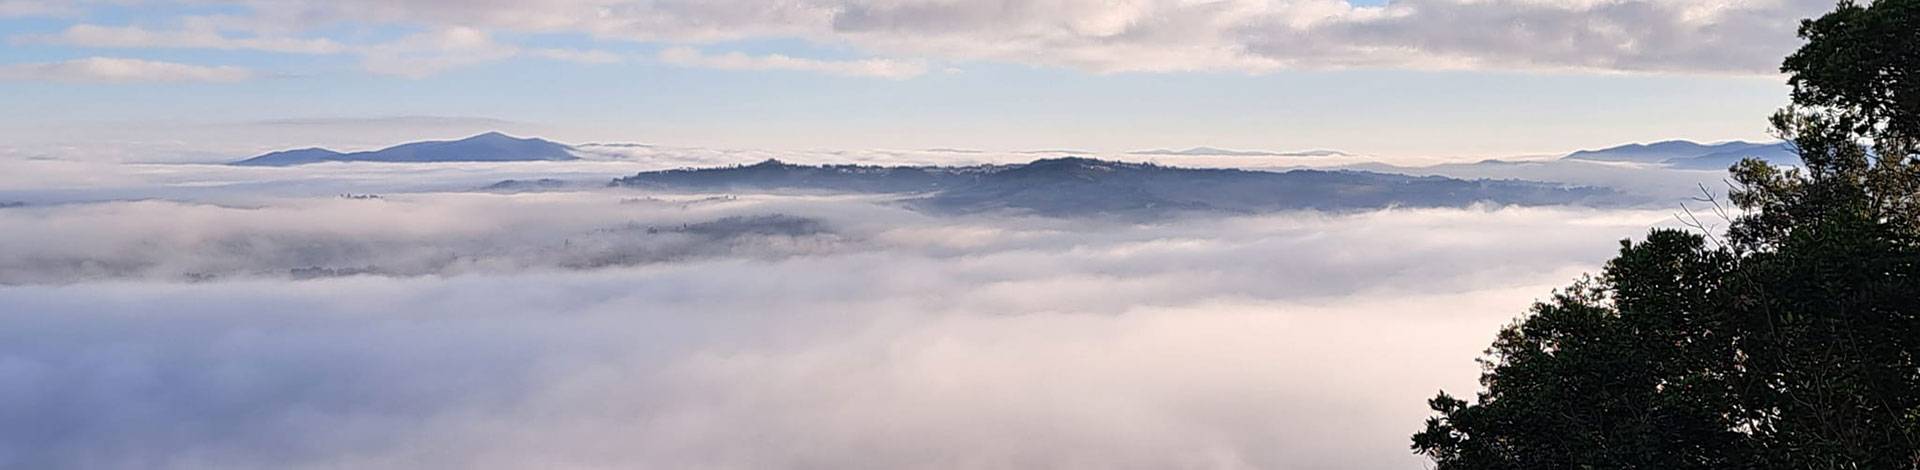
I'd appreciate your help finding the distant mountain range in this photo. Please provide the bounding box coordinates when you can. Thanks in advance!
[611,157,1620,217]
[233,132,578,166]
[1563,140,1798,169]
[231,132,1793,173]
[1129,147,1351,157]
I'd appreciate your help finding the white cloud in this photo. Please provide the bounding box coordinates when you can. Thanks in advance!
[10,23,623,79]
[0,1,1837,77]
[0,0,73,17]
[360,27,622,77]
[0,186,1673,468]
[659,46,926,79]
[18,24,345,54]
[1245,0,1816,74]
[531,47,626,64]
[358,27,519,78]
[205,0,1833,75]
[0,57,255,83]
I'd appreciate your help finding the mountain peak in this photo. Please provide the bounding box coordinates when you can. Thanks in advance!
[233,132,577,166]
[1564,139,1784,165]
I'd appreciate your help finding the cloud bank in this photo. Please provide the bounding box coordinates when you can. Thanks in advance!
[0,0,71,17]
[659,47,928,79]
[4,1,1831,77]
[19,23,346,54]
[0,190,1672,468]
[0,57,255,83]
[187,0,1828,75]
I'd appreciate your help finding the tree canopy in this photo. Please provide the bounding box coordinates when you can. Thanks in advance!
[1413,1,1920,468]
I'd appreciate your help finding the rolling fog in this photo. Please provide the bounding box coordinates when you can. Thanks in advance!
[0,160,1687,468]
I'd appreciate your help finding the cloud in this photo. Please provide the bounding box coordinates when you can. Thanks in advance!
[17,24,345,54]
[0,57,255,83]
[0,275,1546,469]
[1130,147,1351,157]
[0,195,862,284]
[357,27,521,78]
[13,1,1825,76]
[0,0,73,17]
[658,46,926,79]
[0,185,1675,467]
[1245,0,1815,74]
[195,0,1831,75]
[530,48,626,64]
[816,0,1824,74]
[359,27,622,77]
[10,21,624,78]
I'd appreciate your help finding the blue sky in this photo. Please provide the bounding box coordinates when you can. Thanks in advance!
[0,0,1825,159]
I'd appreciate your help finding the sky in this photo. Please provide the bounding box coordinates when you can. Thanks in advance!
[0,0,1823,160]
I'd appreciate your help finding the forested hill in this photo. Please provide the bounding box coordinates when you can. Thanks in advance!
[613,157,1622,217]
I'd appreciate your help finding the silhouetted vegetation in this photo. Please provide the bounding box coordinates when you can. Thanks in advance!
[1414,1,1920,467]
[610,157,1621,217]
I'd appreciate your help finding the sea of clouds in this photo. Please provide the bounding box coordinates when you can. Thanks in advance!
[0,152,1705,469]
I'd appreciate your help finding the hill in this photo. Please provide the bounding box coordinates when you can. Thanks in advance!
[233,132,578,166]
[612,157,1619,217]
[1563,140,1797,168]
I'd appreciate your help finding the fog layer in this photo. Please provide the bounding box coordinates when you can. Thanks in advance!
[0,189,1671,469]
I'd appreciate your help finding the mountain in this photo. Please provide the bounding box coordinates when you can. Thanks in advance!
[1129,147,1350,157]
[233,132,578,166]
[240,148,346,166]
[615,159,989,193]
[1564,140,1749,163]
[612,157,1620,217]
[1663,142,1799,169]
[1563,140,1797,168]
[480,178,575,192]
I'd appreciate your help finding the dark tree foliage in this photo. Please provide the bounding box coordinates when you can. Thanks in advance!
[1784,0,1920,145]
[1413,233,1749,469]
[1415,1,1920,468]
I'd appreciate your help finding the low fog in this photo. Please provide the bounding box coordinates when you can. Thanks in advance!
[0,176,1679,468]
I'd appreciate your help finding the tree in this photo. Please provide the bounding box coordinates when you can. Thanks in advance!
[1782,0,1920,148]
[1415,1,1920,467]
[1413,232,1748,469]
